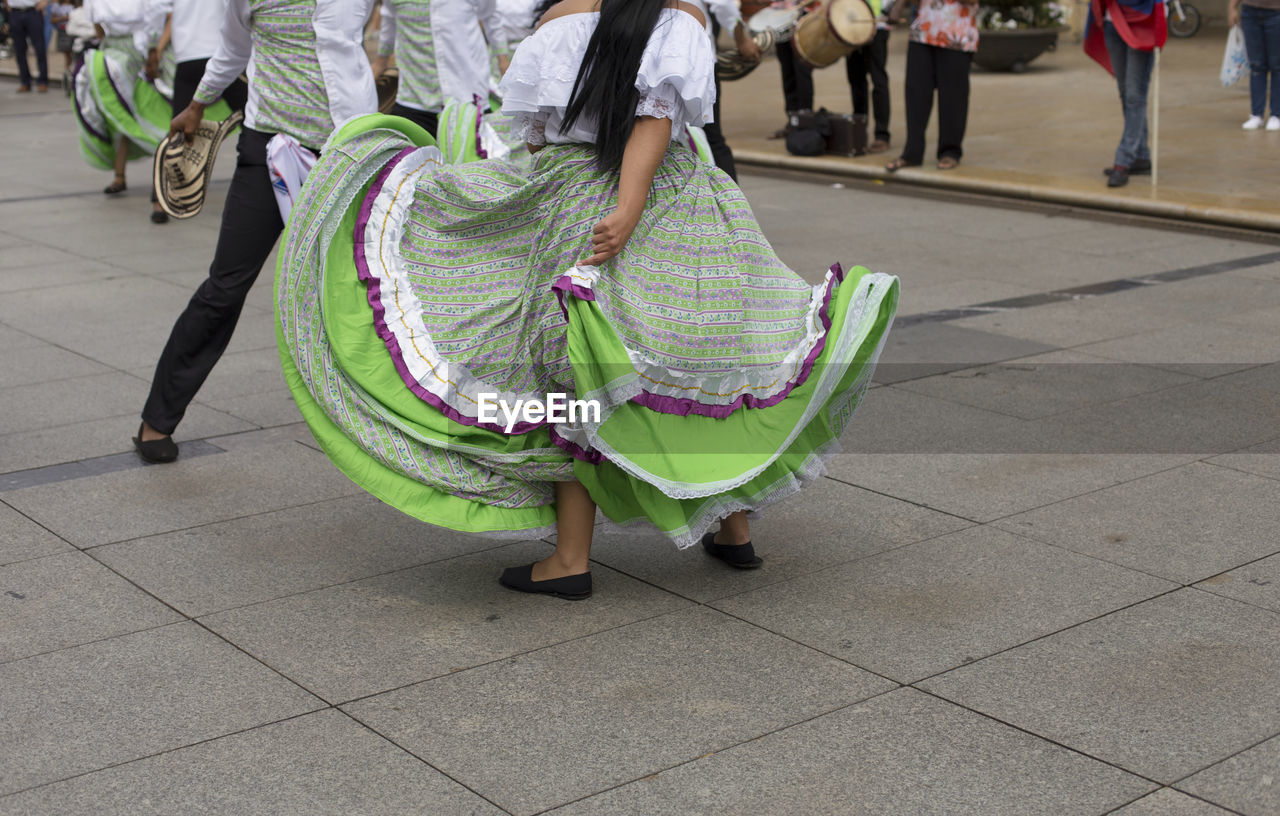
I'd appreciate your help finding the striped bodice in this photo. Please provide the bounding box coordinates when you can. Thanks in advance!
[387,0,444,112]
[249,0,333,148]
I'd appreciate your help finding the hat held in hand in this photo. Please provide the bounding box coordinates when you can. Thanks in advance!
[153,110,244,220]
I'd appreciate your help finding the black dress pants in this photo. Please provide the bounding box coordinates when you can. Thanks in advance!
[901,41,972,164]
[777,39,814,113]
[390,103,439,139]
[10,8,49,87]
[172,58,248,115]
[141,128,284,434]
[702,21,737,180]
[846,28,891,143]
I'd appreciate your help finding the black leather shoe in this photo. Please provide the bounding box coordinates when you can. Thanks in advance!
[1106,165,1130,188]
[1102,159,1150,176]
[499,563,591,600]
[133,423,179,463]
[701,532,763,569]
[150,209,169,224]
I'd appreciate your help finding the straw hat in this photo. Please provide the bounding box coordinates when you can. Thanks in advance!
[715,30,775,82]
[152,110,243,220]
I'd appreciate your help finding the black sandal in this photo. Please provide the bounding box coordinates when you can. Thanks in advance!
[884,157,920,173]
[701,532,763,570]
[499,563,592,600]
[103,178,127,195]
[132,422,179,463]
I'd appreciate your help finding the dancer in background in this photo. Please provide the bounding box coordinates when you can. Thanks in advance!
[372,0,509,138]
[72,0,171,221]
[277,0,898,599]
[134,0,378,463]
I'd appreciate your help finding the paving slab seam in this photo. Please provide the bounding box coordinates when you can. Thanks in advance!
[177,535,536,619]
[327,604,709,709]
[1201,455,1280,487]
[0,495,73,549]
[906,585,1184,690]
[0,708,330,801]
[1107,792,1248,816]
[821,473,979,524]
[907,685,1169,794]
[329,710,518,815]
[944,457,1214,529]
[736,151,1280,233]
[1188,577,1280,621]
[0,618,180,669]
[667,523,976,607]
[518,685,910,816]
[1169,728,1280,797]
[0,178,232,209]
[896,250,1280,329]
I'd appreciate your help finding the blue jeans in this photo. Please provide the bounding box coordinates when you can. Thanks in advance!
[1241,4,1280,117]
[1103,22,1153,167]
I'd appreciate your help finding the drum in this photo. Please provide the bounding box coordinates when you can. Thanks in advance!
[747,3,809,42]
[828,0,876,47]
[792,0,874,68]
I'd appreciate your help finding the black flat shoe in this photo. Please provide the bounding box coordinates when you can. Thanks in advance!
[150,209,169,224]
[701,532,763,569]
[499,563,591,600]
[1101,159,1150,176]
[132,423,179,463]
[1106,165,1130,188]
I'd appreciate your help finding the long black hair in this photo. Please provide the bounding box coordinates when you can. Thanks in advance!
[555,0,671,172]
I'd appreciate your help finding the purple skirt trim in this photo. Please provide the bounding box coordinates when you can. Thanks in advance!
[353,145,542,435]
[550,426,606,464]
[552,263,848,420]
[473,94,487,160]
[71,62,109,143]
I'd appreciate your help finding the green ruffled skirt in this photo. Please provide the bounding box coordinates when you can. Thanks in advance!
[277,114,897,546]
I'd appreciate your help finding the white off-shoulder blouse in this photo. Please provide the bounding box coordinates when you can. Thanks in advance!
[498,8,717,147]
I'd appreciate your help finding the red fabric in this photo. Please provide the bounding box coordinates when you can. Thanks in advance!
[1084,0,1167,75]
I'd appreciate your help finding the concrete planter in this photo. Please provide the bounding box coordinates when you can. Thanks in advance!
[974,26,1069,72]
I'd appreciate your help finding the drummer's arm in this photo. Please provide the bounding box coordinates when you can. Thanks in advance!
[580,115,670,266]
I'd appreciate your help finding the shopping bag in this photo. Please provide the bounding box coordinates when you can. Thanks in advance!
[1220,25,1247,87]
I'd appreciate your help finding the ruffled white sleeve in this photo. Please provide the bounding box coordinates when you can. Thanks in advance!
[499,10,717,140]
[634,12,716,127]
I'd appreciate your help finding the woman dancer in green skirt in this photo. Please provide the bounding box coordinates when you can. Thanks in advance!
[277,0,899,600]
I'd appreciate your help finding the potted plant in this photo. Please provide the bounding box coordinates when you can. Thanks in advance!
[974,0,1069,71]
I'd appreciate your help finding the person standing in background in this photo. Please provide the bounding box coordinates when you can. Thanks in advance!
[1229,0,1280,130]
[1083,0,1166,186]
[690,0,761,179]
[5,0,50,92]
[885,0,978,171]
[846,0,891,153]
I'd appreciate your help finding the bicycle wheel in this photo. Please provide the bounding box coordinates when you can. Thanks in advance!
[1168,2,1201,37]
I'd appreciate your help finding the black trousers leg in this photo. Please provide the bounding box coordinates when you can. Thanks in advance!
[868,29,891,142]
[390,103,440,138]
[935,48,972,160]
[900,41,937,164]
[172,59,248,115]
[777,40,814,112]
[12,8,48,86]
[703,19,736,179]
[141,129,284,434]
[705,72,737,180]
[846,48,870,117]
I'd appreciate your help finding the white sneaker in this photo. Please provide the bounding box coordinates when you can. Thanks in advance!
[1243,115,1265,130]
[1268,116,1280,131]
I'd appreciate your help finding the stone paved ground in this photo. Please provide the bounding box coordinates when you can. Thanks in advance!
[2,80,1279,815]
